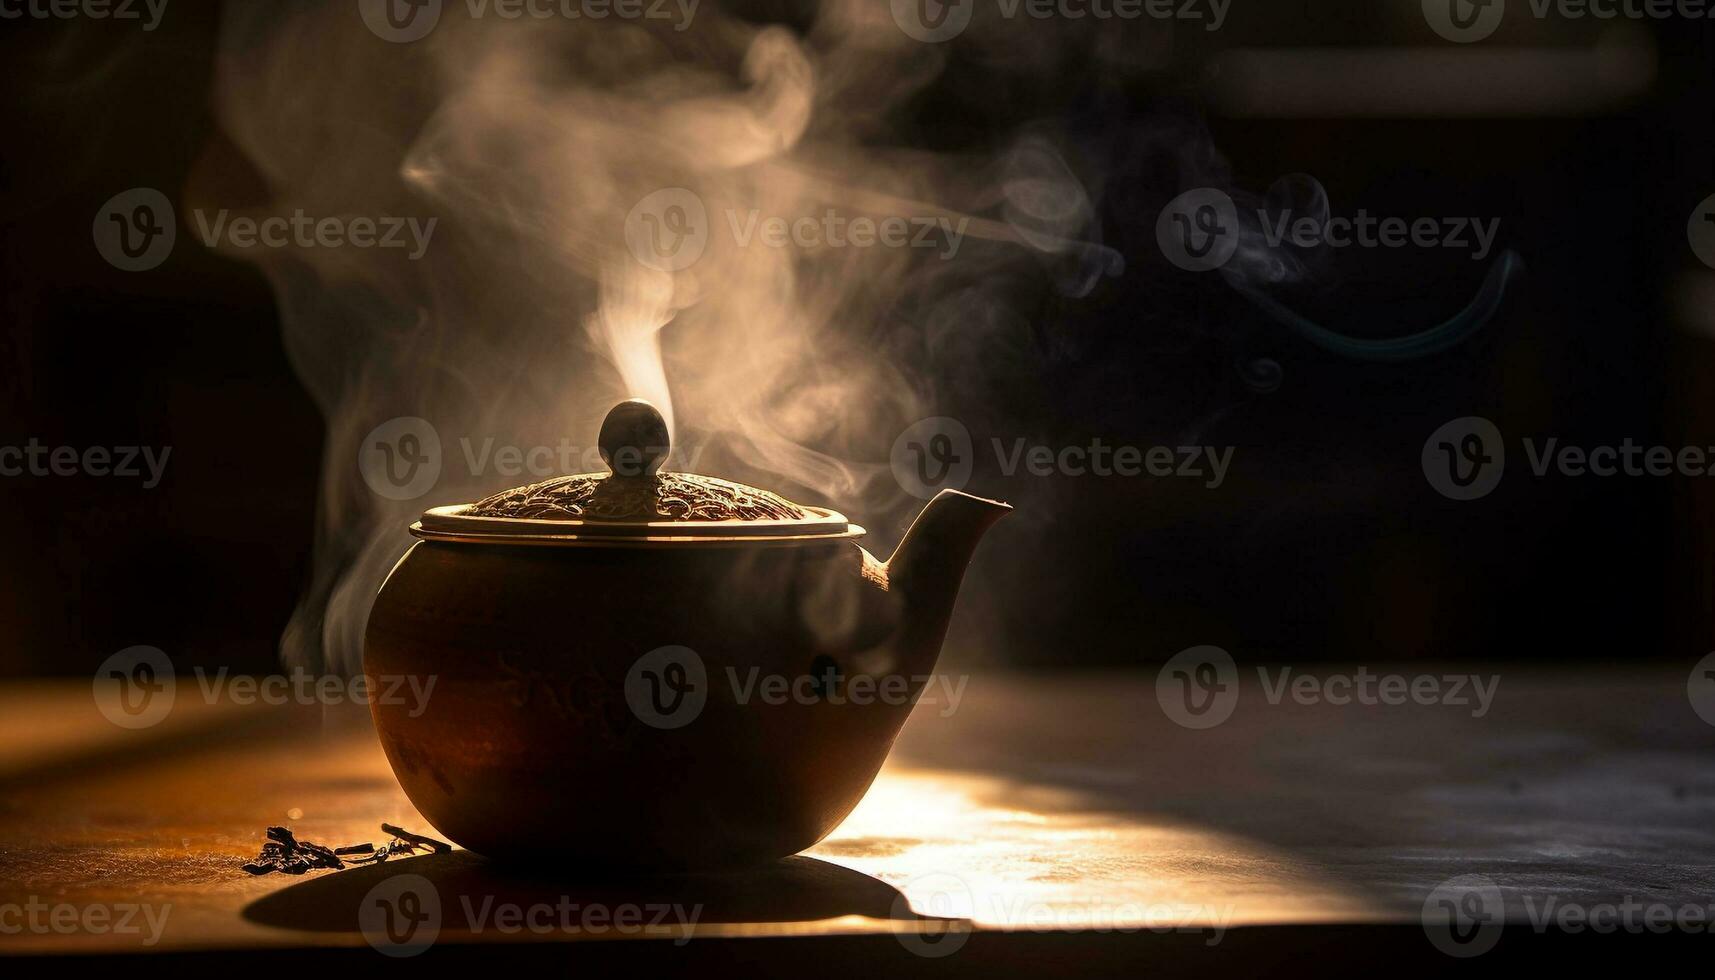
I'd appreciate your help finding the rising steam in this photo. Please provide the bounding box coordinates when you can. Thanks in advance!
[202,1,1117,674]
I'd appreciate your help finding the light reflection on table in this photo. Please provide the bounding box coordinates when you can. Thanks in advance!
[815,765,1376,933]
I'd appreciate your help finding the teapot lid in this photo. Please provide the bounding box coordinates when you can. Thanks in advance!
[411,400,863,547]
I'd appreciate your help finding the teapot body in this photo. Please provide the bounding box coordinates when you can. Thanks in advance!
[363,537,913,869]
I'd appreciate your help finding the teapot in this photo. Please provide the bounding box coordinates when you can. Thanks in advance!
[364,400,1009,868]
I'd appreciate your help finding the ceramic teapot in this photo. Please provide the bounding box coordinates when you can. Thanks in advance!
[364,400,1009,868]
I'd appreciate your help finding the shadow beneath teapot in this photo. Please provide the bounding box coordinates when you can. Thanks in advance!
[243,850,923,934]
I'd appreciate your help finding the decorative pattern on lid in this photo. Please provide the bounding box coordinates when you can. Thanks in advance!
[462,399,808,524]
[467,471,807,522]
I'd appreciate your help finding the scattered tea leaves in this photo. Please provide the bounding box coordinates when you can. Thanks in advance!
[241,824,449,876]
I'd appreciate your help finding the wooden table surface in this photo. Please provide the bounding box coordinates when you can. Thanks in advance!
[2,667,1712,965]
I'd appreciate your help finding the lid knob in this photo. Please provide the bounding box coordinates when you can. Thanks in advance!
[599,399,670,478]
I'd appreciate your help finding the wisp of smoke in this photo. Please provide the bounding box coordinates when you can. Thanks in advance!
[202,0,1117,675]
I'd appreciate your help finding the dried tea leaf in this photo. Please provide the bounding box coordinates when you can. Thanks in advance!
[241,824,448,875]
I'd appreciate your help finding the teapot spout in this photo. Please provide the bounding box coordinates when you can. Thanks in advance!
[882,489,1011,672]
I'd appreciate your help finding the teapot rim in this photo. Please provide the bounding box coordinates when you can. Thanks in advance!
[411,503,865,548]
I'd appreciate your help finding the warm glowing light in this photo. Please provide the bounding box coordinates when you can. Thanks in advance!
[812,763,1380,931]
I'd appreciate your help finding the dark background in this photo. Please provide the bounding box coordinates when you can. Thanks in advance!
[3,1,1714,676]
